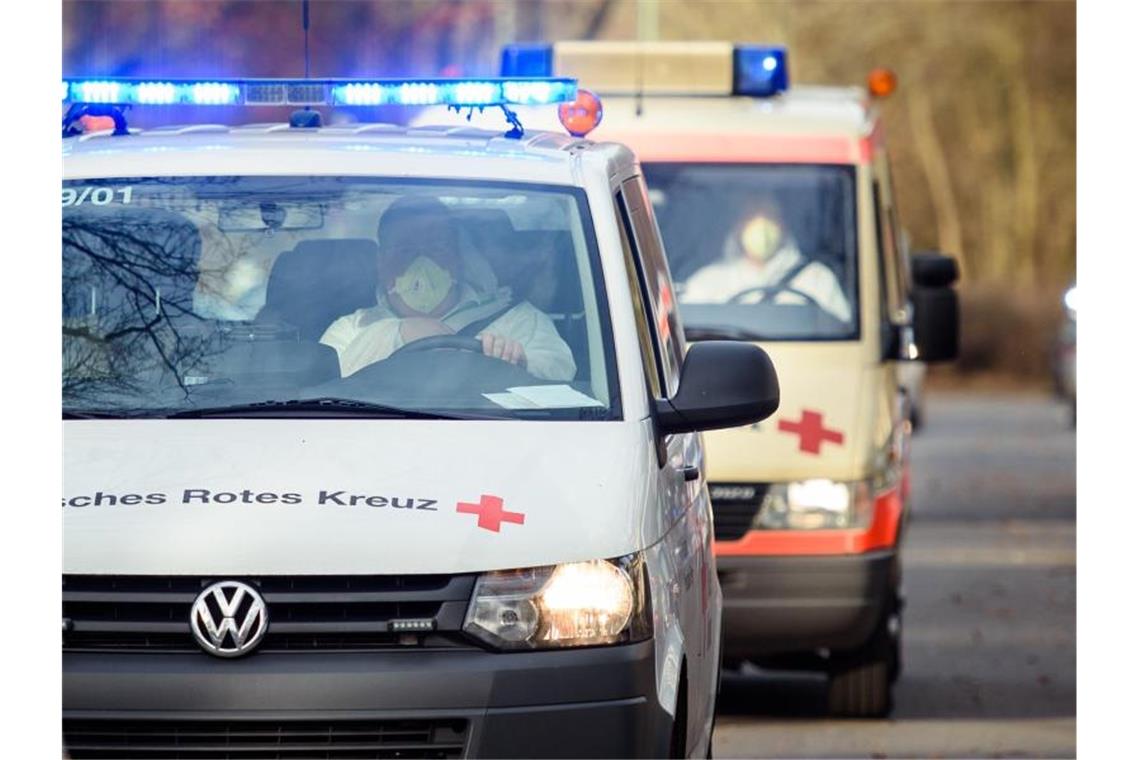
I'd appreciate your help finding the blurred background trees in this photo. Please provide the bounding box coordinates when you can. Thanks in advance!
[64,0,1075,383]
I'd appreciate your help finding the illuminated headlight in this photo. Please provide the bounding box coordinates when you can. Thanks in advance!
[1063,286,1076,318]
[753,479,873,530]
[464,555,651,650]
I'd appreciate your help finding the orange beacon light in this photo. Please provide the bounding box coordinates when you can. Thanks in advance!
[867,68,898,98]
[559,88,603,137]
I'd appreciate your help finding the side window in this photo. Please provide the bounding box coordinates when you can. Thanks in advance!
[887,203,910,308]
[874,155,909,322]
[620,176,684,396]
[872,180,893,329]
[615,192,663,400]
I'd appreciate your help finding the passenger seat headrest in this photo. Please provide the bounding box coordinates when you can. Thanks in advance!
[259,238,379,341]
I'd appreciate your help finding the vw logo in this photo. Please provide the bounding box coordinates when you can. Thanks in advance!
[190,580,268,658]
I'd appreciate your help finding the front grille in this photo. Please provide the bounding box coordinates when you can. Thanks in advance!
[64,718,469,759]
[63,575,477,653]
[709,483,769,542]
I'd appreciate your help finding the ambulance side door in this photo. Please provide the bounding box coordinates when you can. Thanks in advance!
[616,174,716,744]
[871,152,913,506]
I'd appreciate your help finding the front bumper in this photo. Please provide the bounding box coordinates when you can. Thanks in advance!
[63,639,670,758]
[717,549,896,661]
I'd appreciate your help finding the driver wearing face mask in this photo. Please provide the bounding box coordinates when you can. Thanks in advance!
[319,197,576,380]
[680,203,852,323]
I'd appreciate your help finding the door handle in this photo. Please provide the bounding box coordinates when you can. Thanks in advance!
[682,465,700,482]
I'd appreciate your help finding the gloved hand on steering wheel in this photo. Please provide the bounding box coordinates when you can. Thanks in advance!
[396,317,526,367]
[476,332,526,367]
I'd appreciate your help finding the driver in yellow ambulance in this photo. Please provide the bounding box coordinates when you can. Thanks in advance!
[679,200,852,323]
[320,196,576,380]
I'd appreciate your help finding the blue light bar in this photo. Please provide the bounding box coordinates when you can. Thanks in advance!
[189,82,241,105]
[62,77,578,108]
[330,79,576,107]
[500,44,554,78]
[135,81,177,104]
[73,80,122,104]
[502,80,561,105]
[733,45,788,97]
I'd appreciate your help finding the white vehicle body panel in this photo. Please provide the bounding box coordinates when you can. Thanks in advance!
[64,129,580,184]
[64,419,665,576]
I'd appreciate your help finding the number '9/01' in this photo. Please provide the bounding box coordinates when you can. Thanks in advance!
[62,186,133,206]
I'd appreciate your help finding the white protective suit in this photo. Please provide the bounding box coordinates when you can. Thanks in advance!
[320,282,577,381]
[679,242,852,324]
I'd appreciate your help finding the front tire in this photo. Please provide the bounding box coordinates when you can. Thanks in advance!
[826,611,898,718]
[667,664,689,759]
[668,692,688,759]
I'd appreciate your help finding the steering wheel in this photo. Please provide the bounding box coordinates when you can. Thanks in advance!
[389,334,484,357]
[320,331,536,397]
[727,284,826,311]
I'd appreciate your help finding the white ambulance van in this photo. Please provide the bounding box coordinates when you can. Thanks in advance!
[61,76,780,758]
[480,42,960,716]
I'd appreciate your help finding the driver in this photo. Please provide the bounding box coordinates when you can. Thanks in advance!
[319,196,576,381]
[679,201,852,323]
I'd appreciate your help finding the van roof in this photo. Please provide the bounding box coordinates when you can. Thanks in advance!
[598,85,877,139]
[63,122,638,185]
[587,86,881,164]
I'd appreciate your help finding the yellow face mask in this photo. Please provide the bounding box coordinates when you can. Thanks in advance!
[739,215,783,263]
[388,255,455,314]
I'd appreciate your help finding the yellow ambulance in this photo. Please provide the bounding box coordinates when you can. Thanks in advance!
[494,41,960,716]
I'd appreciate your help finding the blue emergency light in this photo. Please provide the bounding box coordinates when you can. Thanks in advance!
[61,77,578,108]
[732,45,788,97]
[499,42,790,98]
[500,44,556,79]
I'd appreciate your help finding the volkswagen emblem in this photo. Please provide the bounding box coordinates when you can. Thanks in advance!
[190,580,268,658]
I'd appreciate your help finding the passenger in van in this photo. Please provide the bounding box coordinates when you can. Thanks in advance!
[679,202,852,323]
[320,197,576,381]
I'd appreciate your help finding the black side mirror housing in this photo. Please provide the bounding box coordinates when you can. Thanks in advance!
[910,251,960,362]
[655,341,780,436]
[912,252,959,288]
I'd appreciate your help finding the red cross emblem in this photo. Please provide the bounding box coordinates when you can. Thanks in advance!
[777,409,845,454]
[456,494,525,533]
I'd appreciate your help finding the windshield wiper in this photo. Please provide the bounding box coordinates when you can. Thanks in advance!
[64,409,144,420]
[164,397,481,420]
[684,325,769,341]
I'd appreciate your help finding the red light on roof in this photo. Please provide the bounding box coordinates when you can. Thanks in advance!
[558,88,603,137]
[867,68,898,98]
[79,114,117,133]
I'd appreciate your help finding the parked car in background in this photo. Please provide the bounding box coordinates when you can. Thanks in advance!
[1054,283,1076,424]
[898,230,928,431]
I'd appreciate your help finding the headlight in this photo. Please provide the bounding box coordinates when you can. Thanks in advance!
[752,479,873,530]
[463,555,651,650]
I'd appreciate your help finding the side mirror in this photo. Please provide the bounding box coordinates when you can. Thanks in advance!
[912,252,959,288]
[655,341,780,435]
[910,252,960,362]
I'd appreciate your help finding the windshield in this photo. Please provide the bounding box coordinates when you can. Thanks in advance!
[642,163,858,341]
[62,177,619,420]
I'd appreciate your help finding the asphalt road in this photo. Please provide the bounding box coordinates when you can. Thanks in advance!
[712,392,1076,759]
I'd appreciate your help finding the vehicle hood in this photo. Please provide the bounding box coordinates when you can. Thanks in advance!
[64,419,660,576]
[702,342,889,483]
